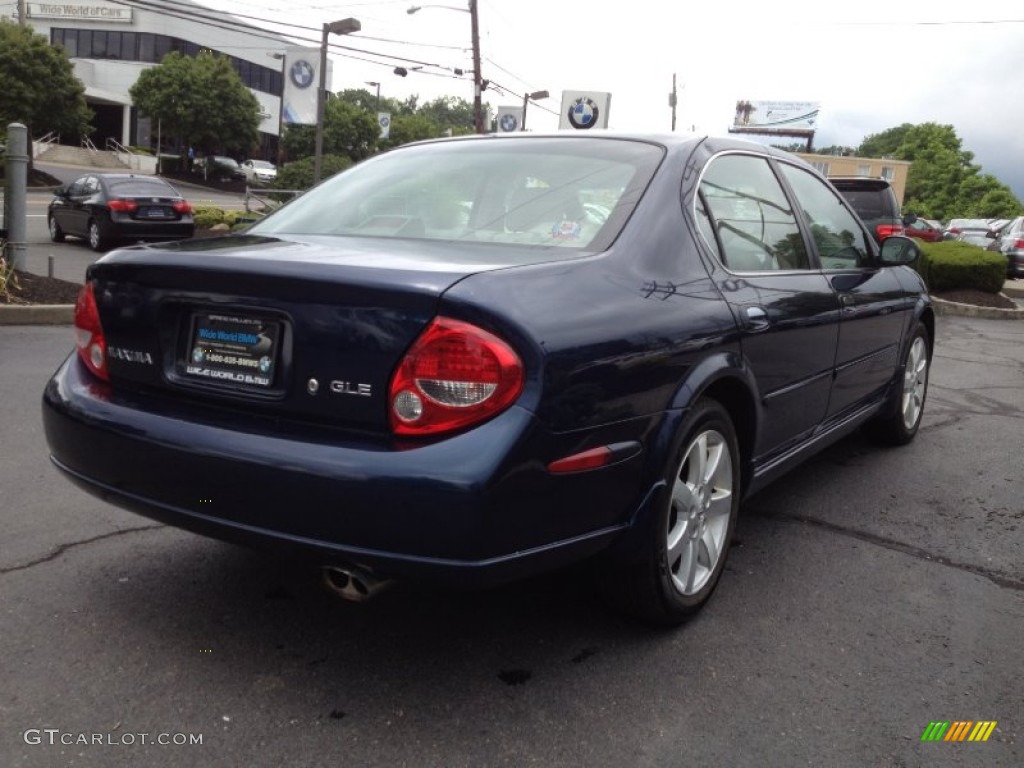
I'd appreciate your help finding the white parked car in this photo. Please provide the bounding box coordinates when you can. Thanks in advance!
[241,159,277,185]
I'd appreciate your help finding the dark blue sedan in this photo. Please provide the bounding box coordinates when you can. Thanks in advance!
[42,134,933,624]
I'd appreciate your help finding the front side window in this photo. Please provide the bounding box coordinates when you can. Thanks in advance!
[696,154,809,272]
[779,164,873,269]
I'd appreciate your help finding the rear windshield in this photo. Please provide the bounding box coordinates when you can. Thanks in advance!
[249,137,664,254]
[106,180,178,197]
[835,187,897,219]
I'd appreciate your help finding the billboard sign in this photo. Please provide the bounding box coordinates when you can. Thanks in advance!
[558,91,611,130]
[730,100,819,134]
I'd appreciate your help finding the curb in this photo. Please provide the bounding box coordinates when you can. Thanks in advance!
[931,294,1024,320]
[0,303,75,325]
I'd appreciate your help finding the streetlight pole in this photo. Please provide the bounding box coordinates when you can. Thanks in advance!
[520,89,548,131]
[314,17,361,186]
[268,52,286,166]
[366,81,381,112]
[407,3,484,134]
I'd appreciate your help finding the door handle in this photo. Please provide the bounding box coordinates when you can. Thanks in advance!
[744,305,769,331]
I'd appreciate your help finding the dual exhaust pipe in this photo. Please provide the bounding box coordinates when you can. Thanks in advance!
[321,564,393,602]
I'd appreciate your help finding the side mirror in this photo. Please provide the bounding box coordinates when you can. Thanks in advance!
[54,184,67,197]
[879,235,921,265]
[902,213,918,226]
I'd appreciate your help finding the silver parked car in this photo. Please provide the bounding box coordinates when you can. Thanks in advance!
[241,159,277,185]
[986,215,1024,277]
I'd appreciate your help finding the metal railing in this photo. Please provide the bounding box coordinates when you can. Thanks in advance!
[81,136,98,153]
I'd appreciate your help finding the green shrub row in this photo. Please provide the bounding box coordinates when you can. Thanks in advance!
[913,241,1007,294]
[192,205,261,230]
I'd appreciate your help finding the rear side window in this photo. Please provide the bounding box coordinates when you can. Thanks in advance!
[697,154,810,272]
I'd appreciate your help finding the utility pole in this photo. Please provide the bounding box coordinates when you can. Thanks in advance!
[19,0,27,24]
[470,0,484,133]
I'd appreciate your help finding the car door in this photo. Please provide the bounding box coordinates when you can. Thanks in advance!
[64,176,98,237]
[777,163,913,419]
[50,177,83,236]
[694,152,840,459]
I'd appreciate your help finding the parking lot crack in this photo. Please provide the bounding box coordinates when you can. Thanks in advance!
[0,525,163,576]
[771,513,1024,592]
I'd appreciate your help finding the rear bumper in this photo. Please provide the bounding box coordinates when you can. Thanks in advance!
[1008,253,1024,278]
[106,218,194,241]
[42,354,654,587]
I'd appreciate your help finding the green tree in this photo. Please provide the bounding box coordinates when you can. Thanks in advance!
[858,122,1020,221]
[381,113,441,149]
[281,97,379,163]
[274,153,353,192]
[0,19,92,139]
[129,51,260,157]
[417,96,477,136]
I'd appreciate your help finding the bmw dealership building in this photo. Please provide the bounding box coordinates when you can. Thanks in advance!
[15,0,294,158]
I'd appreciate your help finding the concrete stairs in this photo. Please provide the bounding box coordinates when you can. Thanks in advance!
[35,143,130,170]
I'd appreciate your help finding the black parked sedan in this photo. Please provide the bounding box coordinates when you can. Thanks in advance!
[48,173,195,251]
[42,134,933,624]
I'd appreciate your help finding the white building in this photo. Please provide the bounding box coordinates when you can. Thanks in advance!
[17,0,292,160]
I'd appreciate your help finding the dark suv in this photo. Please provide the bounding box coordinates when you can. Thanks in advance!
[830,177,911,244]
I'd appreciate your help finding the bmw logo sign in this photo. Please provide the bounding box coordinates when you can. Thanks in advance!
[568,97,600,130]
[499,113,519,132]
[289,60,315,89]
[191,346,205,364]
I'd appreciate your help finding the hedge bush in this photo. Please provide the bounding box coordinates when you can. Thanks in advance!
[914,241,1007,294]
[192,206,254,230]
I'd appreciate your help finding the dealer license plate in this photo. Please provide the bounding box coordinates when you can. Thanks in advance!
[183,312,280,389]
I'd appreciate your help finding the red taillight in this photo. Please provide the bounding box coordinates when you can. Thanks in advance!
[172,201,192,214]
[74,283,109,382]
[389,317,524,436]
[876,224,904,240]
[107,199,138,212]
[1013,239,1024,249]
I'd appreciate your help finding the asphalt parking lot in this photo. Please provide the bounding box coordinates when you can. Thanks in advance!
[1,315,1021,768]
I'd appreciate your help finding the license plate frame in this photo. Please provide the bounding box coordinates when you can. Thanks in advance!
[182,311,281,390]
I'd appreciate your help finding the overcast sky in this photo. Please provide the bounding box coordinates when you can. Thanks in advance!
[201,0,1024,199]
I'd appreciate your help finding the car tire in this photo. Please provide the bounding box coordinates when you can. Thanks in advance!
[48,215,65,243]
[87,221,106,252]
[864,321,930,446]
[600,398,740,625]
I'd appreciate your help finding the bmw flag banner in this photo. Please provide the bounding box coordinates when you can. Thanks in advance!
[378,112,391,139]
[496,106,524,133]
[558,91,611,130]
[282,47,323,125]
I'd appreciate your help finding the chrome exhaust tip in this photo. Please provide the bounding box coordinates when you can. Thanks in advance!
[321,565,393,602]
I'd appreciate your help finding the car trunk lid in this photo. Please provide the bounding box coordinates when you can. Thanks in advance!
[86,234,522,434]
